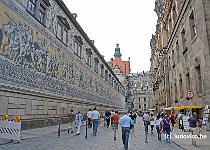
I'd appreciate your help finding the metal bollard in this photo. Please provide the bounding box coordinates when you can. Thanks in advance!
[58,118,61,138]
[85,120,88,139]
[114,123,116,140]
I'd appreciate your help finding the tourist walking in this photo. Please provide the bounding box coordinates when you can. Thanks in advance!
[170,112,175,130]
[120,111,132,150]
[75,111,83,135]
[150,113,155,133]
[129,112,135,132]
[154,115,161,140]
[92,107,100,136]
[68,109,75,133]
[188,112,201,136]
[87,109,92,128]
[112,111,119,129]
[105,110,111,128]
[143,111,150,143]
[162,114,171,143]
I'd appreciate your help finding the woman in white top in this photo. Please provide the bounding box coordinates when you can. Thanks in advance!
[150,114,155,133]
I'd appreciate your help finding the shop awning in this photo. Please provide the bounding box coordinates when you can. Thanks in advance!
[148,108,155,111]
[174,106,202,110]
[164,107,175,110]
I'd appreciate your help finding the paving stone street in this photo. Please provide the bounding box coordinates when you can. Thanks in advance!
[0,118,182,150]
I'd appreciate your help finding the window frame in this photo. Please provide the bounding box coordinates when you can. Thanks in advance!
[94,57,99,73]
[86,48,92,67]
[27,0,49,26]
[56,19,68,45]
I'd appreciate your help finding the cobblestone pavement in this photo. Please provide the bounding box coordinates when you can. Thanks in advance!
[171,124,210,150]
[0,118,182,150]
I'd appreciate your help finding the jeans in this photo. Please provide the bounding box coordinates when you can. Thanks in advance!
[164,129,170,142]
[92,119,99,135]
[122,127,130,150]
[76,123,81,134]
[87,118,92,128]
[156,125,161,140]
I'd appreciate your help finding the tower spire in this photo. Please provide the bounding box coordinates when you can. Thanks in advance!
[114,43,122,59]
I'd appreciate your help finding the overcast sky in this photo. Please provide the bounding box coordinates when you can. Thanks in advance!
[62,0,157,73]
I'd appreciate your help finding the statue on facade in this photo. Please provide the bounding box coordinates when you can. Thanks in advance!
[150,34,156,50]
[154,0,165,17]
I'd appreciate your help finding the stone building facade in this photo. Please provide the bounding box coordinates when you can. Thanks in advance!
[150,0,210,117]
[127,71,154,111]
[0,0,125,129]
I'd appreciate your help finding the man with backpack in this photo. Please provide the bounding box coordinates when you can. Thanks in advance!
[162,114,171,143]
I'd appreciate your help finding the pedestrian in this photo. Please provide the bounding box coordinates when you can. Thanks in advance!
[105,110,111,128]
[133,112,137,124]
[87,109,93,128]
[113,111,119,129]
[162,114,171,143]
[68,109,75,133]
[111,110,115,127]
[188,112,201,136]
[75,111,83,135]
[120,111,132,150]
[102,111,106,127]
[143,111,150,143]
[177,112,184,129]
[150,113,155,133]
[154,115,161,140]
[91,107,100,136]
[129,112,135,132]
[170,112,175,130]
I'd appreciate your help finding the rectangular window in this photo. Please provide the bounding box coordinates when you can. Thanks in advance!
[179,78,183,98]
[176,40,180,60]
[27,0,48,26]
[105,70,108,81]
[27,0,37,15]
[186,73,190,90]
[181,29,187,53]
[100,65,104,77]
[86,55,91,66]
[189,11,196,39]
[174,83,178,103]
[74,36,83,58]
[57,21,69,45]
[172,50,175,67]
[57,23,62,40]
[195,65,202,93]
[38,3,46,24]
[63,28,67,44]
[78,45,82,57]
[94,58,99,73]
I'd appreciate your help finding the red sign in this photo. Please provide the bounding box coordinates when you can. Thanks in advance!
[186,90,194,99]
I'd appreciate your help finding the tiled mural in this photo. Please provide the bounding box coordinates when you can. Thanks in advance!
[0,0,124,108]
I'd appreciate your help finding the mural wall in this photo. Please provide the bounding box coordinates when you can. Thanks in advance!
[0,0,125,112]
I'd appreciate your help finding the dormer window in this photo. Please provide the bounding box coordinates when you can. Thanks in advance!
[57,16,70,45]
[27,0,50,26]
